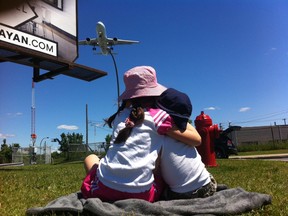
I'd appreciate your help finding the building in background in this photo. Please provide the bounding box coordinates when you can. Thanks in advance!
[231,125,288,146]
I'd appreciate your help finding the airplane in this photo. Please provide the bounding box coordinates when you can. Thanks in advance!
[78,21,139,55]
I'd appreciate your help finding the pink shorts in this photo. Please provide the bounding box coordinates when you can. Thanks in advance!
[81,165,164,202]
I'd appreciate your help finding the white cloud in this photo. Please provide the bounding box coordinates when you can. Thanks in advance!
[264,47,277,55]
[6,112,23,117]
[239,107,251,112]
[0,133,16,139]
[204,107,217,111]
[57,125,79,130]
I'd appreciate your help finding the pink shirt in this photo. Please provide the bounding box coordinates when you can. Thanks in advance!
[147,108,174,135]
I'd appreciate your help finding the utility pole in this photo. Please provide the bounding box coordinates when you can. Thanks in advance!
[283,118,286,125]
[86,104,88,154]
[31,79,36,145]
[30,78,37,164]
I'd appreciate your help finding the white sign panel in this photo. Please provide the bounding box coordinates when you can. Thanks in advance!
[0,24,57,56]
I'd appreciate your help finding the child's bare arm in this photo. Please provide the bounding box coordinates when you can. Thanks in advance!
[166,123,202,147]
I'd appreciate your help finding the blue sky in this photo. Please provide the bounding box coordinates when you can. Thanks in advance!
[1,0,288,150]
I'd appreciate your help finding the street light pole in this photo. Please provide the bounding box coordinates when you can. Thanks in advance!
[109,49,120,108]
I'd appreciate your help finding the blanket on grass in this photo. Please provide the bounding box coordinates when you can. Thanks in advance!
[26,187,271,216]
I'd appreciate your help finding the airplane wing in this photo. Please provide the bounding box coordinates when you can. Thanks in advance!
[106,38,139,46]
[78,38,99,46]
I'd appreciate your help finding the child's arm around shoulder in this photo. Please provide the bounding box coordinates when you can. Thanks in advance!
[166,123,202,147]
[148,107,201,147]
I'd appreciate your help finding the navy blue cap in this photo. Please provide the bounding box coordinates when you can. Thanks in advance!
[156,88,192,131]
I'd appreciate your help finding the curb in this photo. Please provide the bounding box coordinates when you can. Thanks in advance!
[0,162,24,167]
[229,153,288,160]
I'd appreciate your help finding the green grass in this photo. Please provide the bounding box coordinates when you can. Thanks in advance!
[1,159,287,216]
[0,162,85,216]
[209,160,288,216]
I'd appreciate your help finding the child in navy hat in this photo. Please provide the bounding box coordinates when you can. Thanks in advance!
[156,88,217,200]
[156,88,192,132]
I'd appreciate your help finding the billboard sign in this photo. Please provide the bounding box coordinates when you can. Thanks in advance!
[0,24,57,56]
[0,0,78,61]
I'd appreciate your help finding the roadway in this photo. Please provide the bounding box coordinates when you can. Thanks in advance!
[229,153,288,162]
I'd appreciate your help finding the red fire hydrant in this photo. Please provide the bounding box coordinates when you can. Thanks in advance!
[194,111,219,167]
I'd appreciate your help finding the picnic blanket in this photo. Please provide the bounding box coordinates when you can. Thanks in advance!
[26,187,271,216]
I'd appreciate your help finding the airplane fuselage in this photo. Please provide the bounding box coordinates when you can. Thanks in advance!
[96,21,110,55]
[78,21,139,55]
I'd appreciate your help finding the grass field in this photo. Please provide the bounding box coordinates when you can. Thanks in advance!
[1,159,287,216]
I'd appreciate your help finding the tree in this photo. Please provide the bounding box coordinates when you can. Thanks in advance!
[59,133,69,153]
[104,134,112,153]
[67,132,83,144]
[58,132,84,153]
[12,143,20,148]
[0,143,12,163]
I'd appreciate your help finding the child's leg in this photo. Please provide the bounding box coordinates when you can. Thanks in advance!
[84,154,100,174]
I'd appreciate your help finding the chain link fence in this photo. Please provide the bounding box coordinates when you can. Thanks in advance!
[67,142,107,161]
[12,145,52,165]
[10,142,108,165]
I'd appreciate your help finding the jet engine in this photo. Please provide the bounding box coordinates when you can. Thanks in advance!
[85,38,91,44]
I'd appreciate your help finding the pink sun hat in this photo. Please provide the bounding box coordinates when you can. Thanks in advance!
[118,66,167,101]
